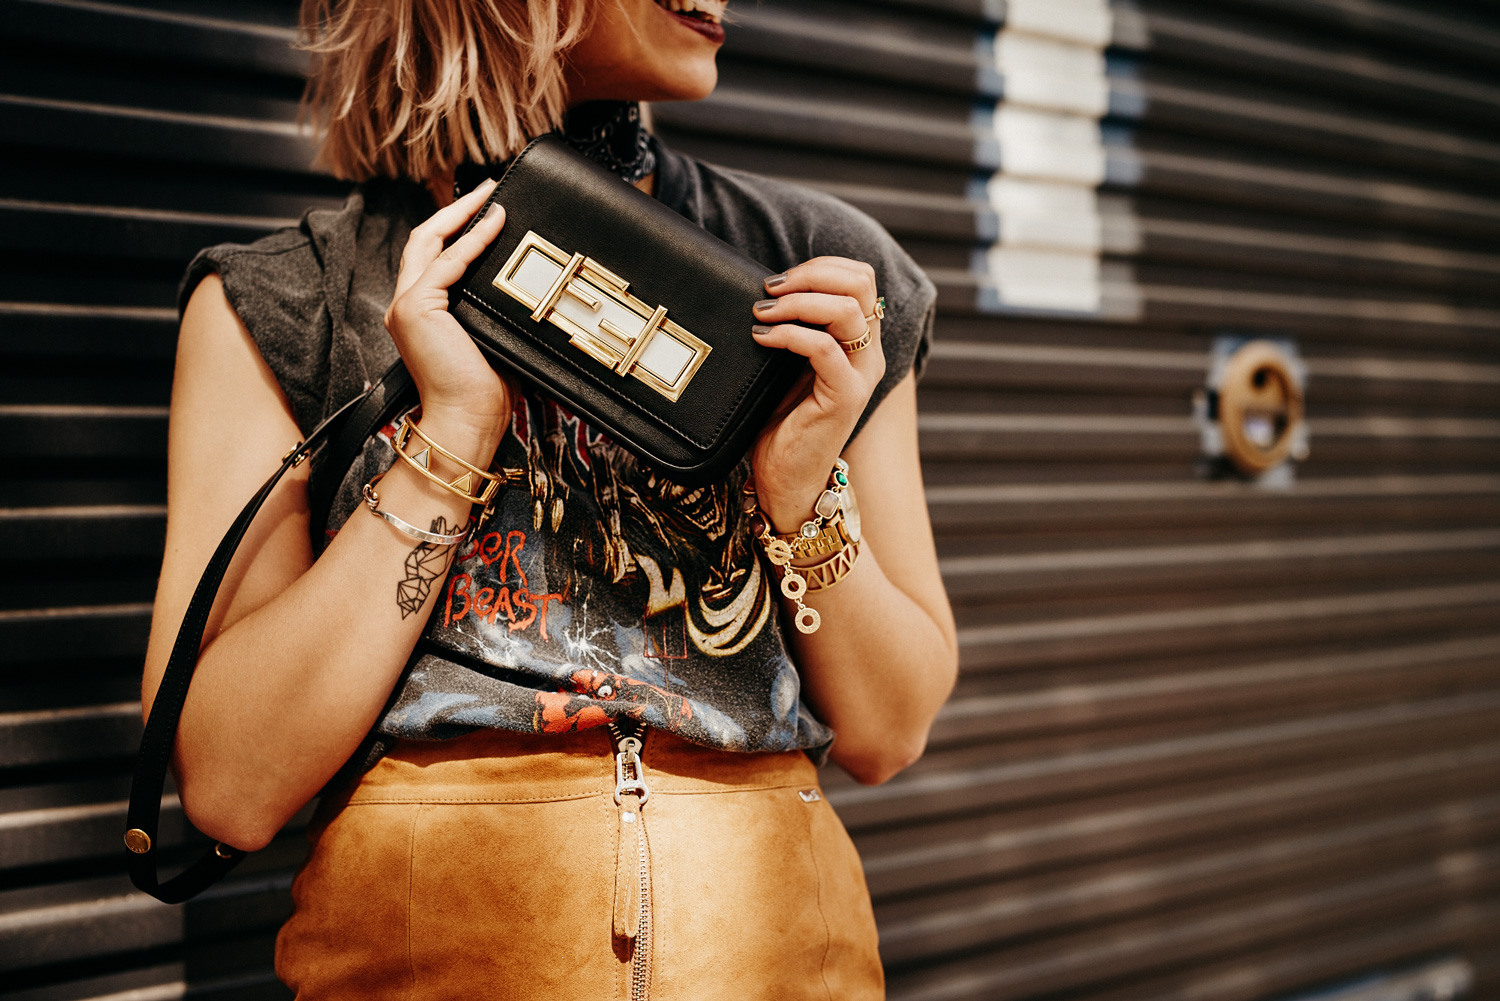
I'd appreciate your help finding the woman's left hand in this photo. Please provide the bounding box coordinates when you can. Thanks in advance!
[749,256,886,533]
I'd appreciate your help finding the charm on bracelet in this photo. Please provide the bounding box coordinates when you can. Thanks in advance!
[743,491,821,634]
[794,458,849,541]
[741,463,864,634]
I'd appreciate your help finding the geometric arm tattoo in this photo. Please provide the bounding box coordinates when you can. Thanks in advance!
[396,516,460,619]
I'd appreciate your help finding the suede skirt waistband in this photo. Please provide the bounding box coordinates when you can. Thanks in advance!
[276,726,884,1001]
[339,726,822,805]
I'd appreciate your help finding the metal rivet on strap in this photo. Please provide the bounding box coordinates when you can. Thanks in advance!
[214,843,235,859]
[124,828,152,854]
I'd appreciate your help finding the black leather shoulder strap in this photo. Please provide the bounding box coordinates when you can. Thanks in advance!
[126,365,407,904]
[307,362,417,556]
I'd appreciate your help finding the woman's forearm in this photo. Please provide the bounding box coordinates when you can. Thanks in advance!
[742,258,954,785]
[787,547,957,785]
[160,412,499,850]
[150,192,519,851]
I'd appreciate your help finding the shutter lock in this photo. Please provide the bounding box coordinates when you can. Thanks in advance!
[1195,337,1308,482]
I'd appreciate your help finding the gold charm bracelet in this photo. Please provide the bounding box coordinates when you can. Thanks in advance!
[791,458,849,542]
[742,459,864,632]
[743,485,820,634]
[774,496,858,559]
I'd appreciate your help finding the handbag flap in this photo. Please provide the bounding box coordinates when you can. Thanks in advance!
[453,136,798,477]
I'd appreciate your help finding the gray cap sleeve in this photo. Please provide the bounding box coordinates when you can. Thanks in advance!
[177,230,333,436]
[793,193,936,440]
[850,219,936,438]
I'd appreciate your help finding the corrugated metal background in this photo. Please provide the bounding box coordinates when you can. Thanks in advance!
[2,0,1498,998]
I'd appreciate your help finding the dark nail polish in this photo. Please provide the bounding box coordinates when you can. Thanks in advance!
[751,324,773,335]
[754,299,777,311]
[765,274,788,288]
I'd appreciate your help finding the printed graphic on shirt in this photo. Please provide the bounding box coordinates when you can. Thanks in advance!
[329,391,829,754]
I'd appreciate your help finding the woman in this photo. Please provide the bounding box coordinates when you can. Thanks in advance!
[144,0,957,996]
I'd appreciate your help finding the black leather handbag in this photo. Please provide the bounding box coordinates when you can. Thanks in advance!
[125,135,802,903]
[451,134,804,483]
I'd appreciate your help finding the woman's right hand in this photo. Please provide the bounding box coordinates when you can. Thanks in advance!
[385,177,516,436]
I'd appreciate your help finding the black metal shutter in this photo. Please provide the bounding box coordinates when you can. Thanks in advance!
[3,1,1498,999]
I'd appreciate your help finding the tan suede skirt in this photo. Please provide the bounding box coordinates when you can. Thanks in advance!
[275,727,884,1000]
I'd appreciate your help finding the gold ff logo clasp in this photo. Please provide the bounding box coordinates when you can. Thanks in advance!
[492,231,712,402]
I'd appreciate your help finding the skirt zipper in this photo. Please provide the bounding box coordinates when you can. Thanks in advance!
[608,718,652,1001]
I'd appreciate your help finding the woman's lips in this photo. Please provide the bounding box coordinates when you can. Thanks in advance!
[662,9,725,44]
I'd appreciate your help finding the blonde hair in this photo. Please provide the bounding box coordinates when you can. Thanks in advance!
[298,0,591,182]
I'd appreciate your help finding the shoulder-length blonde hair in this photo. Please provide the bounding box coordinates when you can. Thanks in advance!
[298,0,591,182]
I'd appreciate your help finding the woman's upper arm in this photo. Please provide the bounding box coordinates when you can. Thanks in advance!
[842,372,957,654]
[142,273,314,714]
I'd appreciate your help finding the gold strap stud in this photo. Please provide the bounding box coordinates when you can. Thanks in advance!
[124,828,152,854]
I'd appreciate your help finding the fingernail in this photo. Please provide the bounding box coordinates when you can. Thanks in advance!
[765,273,787,288]
[754,299,777,311]
[751,324,773,335]
[479,176,499,192]
[482,202,503,221]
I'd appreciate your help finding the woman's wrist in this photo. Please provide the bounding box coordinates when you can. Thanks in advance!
[755,458,849,536]
[363,406,507,538]
[413,404,507,470]
[755,478,831,535]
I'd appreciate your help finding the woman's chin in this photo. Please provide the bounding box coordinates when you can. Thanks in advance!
[658,71,718,103]
[628,64,719,104]
[565,62,717,107]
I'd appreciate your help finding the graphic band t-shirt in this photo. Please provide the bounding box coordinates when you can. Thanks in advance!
[179,135,936,766]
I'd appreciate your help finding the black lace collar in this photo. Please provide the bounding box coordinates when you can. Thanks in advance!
[452,100,657,198]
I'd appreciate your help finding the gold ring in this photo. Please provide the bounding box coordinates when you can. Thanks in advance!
[835,325,872,353]
[863,295,886,324]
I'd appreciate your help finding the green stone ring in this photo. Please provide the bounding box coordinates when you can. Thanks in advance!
[866,296,885,323]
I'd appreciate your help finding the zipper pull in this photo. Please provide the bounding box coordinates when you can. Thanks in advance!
[612,734,649,942]
[614,787,644,941]
[613,735,650,807]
